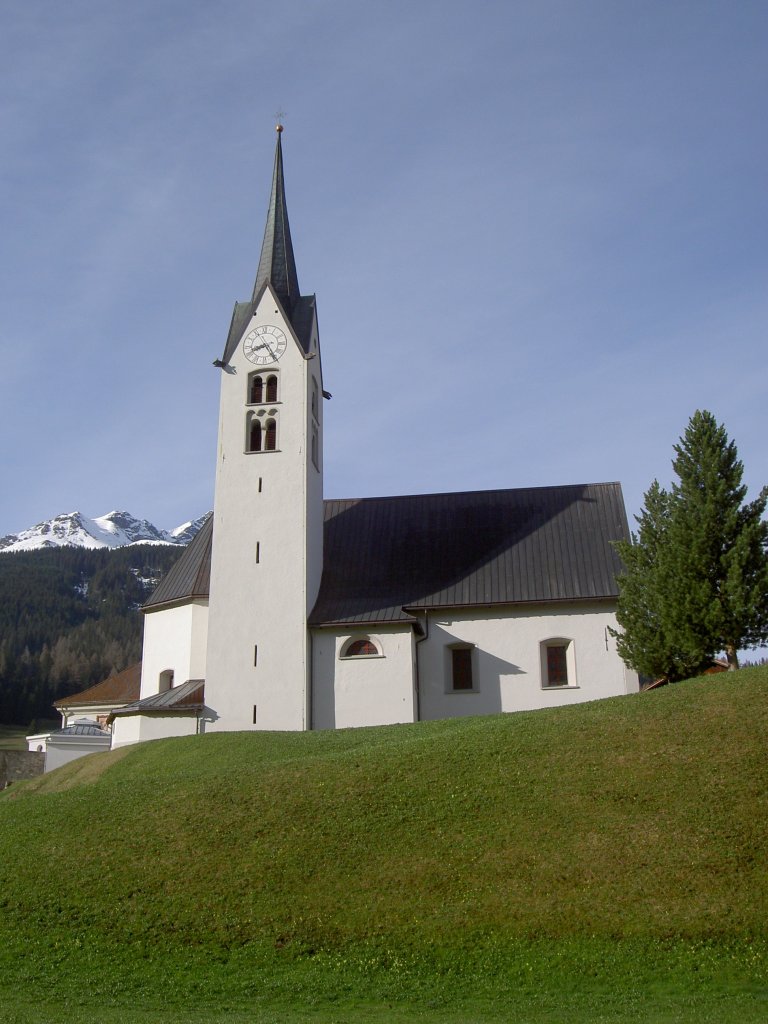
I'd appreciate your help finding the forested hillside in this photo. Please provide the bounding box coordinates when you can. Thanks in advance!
[0,545,184,725]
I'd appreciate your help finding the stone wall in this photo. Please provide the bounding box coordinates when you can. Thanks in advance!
[0,750,45,789]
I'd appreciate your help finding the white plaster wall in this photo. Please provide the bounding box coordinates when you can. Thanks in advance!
[42,738,111,772]
[418,603,638,722]
[312,627,416,729]
[111,713,199,749]
[110,714,143,749]
[140,601,208,700]
[205,286,323,732]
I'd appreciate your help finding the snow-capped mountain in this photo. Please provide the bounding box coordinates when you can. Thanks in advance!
[0,511,211,554]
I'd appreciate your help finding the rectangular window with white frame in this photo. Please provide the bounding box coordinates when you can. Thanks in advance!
[540,639,577,688]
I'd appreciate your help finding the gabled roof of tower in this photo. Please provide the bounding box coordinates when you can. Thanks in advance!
[219,127,315,364]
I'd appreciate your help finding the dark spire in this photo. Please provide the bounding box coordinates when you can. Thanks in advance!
[252,124,300,313]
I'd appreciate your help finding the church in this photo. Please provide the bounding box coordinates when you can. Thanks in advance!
[106,126,638,748]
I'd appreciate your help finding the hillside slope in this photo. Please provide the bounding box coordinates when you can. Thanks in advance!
[1,669,766,1021]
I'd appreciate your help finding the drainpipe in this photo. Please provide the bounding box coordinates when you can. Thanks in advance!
[307,631,314,731]
[413,608,429,723]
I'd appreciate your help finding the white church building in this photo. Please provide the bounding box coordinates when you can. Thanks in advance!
[106,127,638,748]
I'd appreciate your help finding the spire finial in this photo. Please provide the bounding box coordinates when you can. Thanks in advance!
[274,109,286,133]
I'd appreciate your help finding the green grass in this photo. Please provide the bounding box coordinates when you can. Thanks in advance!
[0,724,32,750]
[0,720,58,750]
[0,668,767,1022]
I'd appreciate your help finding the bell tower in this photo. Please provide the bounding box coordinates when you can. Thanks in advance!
[204,125,324,731]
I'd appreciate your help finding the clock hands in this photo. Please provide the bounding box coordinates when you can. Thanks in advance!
[243,325,285,363]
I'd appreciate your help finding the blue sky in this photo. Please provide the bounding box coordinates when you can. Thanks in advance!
[2,0,766,541]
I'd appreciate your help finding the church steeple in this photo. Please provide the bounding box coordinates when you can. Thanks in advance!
[252,125,300,314]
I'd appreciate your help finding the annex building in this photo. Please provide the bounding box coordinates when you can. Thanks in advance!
[71,127,639,751]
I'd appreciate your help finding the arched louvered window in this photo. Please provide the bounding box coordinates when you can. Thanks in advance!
[266,375,278,403]
[249,419,262,453]
[341,637,381,658]
[249,375,263,404]
[265,419,277,451]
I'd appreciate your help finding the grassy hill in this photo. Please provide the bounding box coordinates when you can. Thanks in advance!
[0,668,766,1023]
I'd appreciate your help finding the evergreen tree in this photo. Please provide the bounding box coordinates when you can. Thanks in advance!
[612,481,675,680]
[614,411,768,681]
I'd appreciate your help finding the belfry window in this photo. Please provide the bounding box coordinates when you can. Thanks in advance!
[265,418,277,451]
[248,419,262,452]
[249,375,264,404]
[248,372,278,405]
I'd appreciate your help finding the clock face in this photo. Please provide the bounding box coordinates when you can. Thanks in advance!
[243,324,288,365]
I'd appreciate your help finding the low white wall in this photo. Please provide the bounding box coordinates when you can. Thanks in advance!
[312,626,416,729]
[38,737,111,773]
[417,602,638,722]
[111,713,200,749]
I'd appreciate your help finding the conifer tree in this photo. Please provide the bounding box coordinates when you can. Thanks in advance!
[614,411,768,681]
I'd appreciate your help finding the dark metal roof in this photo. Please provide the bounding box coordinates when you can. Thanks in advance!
[141,483,630,626]
[49,724,111,738]
[309,483,630,626]
[110,678,205,719]
[142,514,212,611]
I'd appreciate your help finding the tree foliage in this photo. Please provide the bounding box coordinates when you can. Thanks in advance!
[0,544,183,725]
[614,410,768,681]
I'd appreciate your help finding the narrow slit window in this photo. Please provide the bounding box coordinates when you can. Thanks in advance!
[252,705,258,725]
[254,645,258,667]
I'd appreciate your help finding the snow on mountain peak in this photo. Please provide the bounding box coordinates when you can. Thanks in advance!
[0,511,211,554]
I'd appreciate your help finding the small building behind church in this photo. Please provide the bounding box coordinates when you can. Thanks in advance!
[67,126,638,753]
